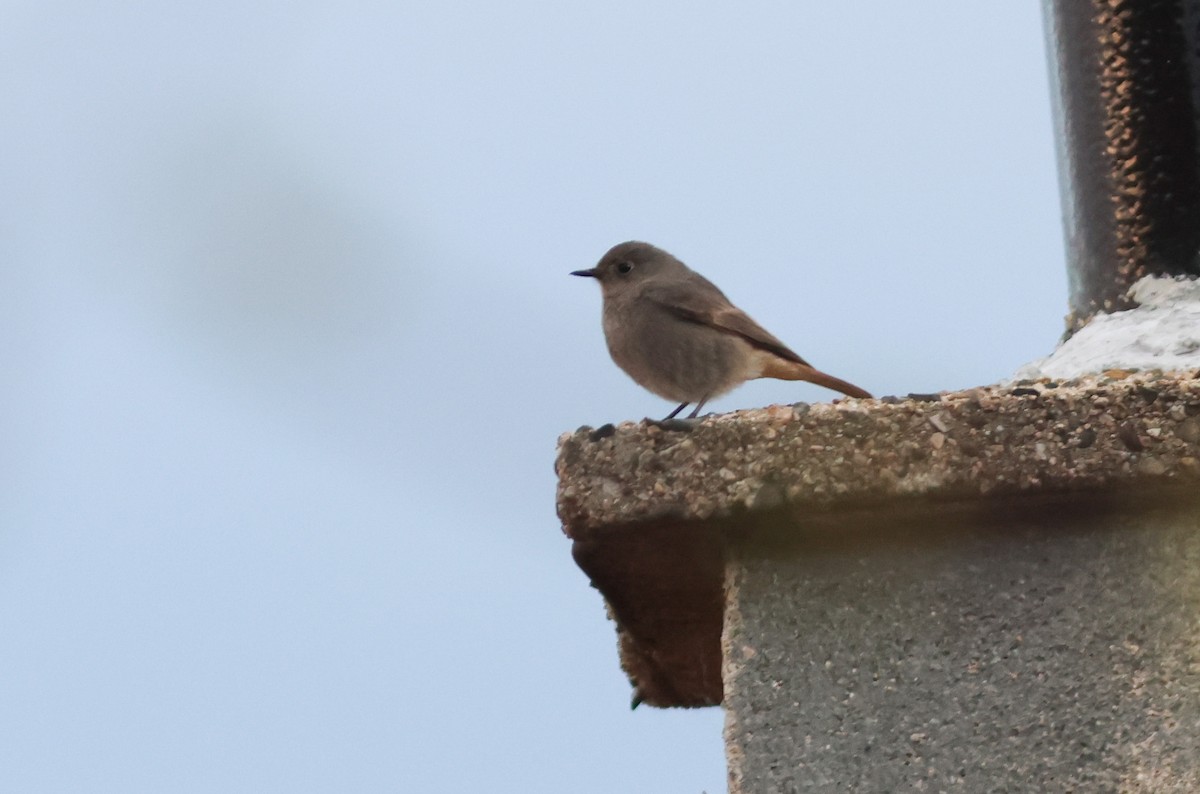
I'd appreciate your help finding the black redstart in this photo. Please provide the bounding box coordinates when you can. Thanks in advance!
[573,241,872,419]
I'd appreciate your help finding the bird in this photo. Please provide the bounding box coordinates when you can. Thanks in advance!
[572,241,871,420]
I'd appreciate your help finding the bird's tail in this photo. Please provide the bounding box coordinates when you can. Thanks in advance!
[761,358,872,399]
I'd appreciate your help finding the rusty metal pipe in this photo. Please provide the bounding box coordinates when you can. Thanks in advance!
[1042,0,1200,331]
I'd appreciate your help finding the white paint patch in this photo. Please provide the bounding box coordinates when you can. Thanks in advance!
[1015,276,1200,380]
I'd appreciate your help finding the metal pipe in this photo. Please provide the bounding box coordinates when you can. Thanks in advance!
[1042,0,1200,331]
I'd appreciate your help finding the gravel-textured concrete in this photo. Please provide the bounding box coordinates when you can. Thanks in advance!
[723,499,1200,792]
[558,374,1200,535]
[557,374,1200,711]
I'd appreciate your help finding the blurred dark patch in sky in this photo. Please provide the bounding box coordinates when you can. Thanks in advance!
[134,125,419,375]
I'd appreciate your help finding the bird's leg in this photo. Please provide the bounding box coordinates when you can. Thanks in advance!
[663,402,690,420]
[686,397,709,419]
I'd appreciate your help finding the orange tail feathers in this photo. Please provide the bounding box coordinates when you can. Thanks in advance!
[761,358,872,399]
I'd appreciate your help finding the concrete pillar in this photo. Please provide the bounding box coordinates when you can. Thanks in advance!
[556,375,1200,791]
[723,498,1200,792]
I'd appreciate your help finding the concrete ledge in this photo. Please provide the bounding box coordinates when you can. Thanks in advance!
[556,373,1200,708]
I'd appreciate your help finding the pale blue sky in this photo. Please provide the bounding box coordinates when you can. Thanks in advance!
[2,3,1063,791]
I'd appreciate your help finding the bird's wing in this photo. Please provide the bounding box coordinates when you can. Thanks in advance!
[642,276,811,367]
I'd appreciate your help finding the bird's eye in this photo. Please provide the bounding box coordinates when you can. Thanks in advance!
[616,261,634,274]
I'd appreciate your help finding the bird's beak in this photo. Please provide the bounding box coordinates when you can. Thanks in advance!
[570,268,598,278]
